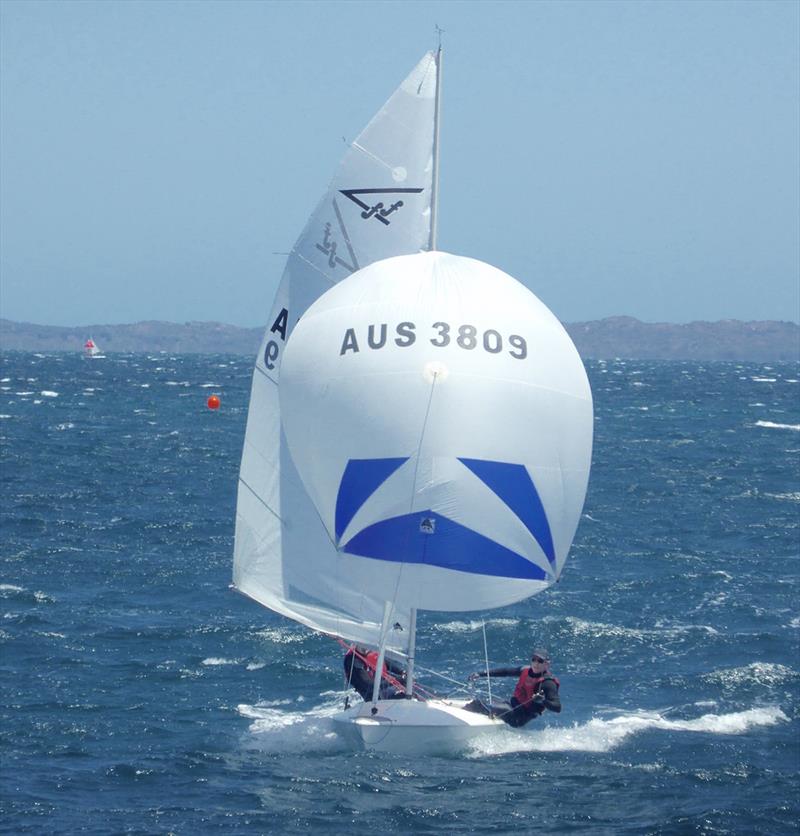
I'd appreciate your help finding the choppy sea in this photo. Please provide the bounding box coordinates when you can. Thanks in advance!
[1,351,798,834]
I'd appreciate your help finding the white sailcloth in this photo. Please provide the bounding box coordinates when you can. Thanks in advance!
[279,252,593,616]
[233,52,440,651]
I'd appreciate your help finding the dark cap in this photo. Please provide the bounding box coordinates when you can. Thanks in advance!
[531,647,550,661]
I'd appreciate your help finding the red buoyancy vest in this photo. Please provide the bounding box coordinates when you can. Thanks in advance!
[364,650,388,678]
[513,668,560,706]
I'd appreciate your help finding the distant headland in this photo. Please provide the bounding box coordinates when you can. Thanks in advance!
[1,317,797,362]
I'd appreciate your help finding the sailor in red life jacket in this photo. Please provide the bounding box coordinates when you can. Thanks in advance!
[343,645,406,702]
[464,648,561,727]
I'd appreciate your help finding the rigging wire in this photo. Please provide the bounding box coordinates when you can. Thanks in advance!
[336,638,411,696]
[482,620,493,705]
[343,641,355,709]
[412,663,466,688]
[382,369,441,656]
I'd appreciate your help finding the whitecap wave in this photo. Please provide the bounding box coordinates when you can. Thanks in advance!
[40,391,58,397]
[566,617,649,641]
[0,584,24,595]
[702,662,798,688]
[466,706,788,757]
[201,657,238,666]
[754,420,800,431]
[435,618,520,634]
[765,492,800,502]
[565,616,717,642]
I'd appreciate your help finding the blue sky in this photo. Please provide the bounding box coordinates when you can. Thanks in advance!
[1,0,798,327]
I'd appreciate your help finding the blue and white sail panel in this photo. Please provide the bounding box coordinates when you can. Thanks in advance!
[234,53,439,649]
[279,251,593,615]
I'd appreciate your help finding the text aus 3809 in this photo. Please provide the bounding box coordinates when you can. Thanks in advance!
[339,322,528,358]
[263,310,528,370]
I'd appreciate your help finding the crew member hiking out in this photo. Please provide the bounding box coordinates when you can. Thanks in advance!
[343,645,406,701]
[463,648,561,727]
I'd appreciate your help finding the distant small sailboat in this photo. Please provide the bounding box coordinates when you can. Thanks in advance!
[83,338,104,358]
[233,48,593,753]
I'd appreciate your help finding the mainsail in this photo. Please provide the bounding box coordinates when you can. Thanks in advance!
[233,52,441,650]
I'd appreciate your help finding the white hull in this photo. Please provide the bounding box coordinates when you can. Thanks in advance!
[332,698,504,754]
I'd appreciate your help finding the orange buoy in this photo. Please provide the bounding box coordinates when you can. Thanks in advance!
[207,394,221,410]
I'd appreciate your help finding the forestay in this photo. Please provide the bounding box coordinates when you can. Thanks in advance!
[233,52,440,651]
[279,252,594,617]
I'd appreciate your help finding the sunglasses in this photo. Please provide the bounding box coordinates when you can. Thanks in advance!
[531,656,547,663]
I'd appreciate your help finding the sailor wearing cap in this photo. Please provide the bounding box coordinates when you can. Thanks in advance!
[464,647,561,727]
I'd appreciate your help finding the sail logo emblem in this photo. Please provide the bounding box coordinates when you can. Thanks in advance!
[419,517,435,534]
[315,199,359,273]
[339,188,424,226]
[333,457,556,581]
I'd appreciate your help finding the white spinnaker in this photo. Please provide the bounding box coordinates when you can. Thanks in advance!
[233,52,439,650]
[280,252,594,615]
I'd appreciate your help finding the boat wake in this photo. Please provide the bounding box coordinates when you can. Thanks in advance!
[237,697,350,754]
[466,705,788,757]
[237,697,787,758]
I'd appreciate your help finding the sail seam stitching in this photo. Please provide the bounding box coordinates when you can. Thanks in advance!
[254,364,279,387]
[238,477,282,521]
[294,251,339,287]
[351,141,391,171]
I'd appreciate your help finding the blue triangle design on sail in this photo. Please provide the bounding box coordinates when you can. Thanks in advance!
[335,457,409,541]
[341,511,547,581]
[458,458,556,566]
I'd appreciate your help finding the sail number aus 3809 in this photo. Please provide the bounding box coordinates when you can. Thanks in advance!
[340,323,528,359]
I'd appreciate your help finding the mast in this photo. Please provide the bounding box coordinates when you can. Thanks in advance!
[428,44,442,252]
[370,50,433,704]
[405,608,417,699]
[370,601,395,709]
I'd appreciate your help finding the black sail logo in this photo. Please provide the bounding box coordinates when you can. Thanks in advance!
[339,188,424,226]
[315,198,359,273]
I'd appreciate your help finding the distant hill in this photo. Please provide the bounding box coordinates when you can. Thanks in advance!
[565,316,799,362]
[1,317,798,361]
[0,319,263,356]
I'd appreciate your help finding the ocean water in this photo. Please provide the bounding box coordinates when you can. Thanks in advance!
[1,351,798,835]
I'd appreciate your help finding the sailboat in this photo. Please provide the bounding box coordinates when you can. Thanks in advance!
[83,338,104,358]
[233,49,593,753]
